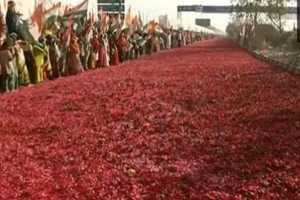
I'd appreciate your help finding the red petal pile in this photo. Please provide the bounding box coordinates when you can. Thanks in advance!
[0,39,299,199]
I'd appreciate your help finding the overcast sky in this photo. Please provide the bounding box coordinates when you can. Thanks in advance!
[65,0,231,32]
[82,0,296,31]
[126,0,231,31]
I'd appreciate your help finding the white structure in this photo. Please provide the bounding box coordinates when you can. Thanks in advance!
[159,15,170,28]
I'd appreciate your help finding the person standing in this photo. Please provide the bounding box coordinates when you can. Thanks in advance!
[117,31,129,62]
[90,32,99,69]
[103,33,110,67]
[97,33,109,68]
[33,38,47,83]
[0,41,14,93]
[23,42,37,84]
[145,34,152,55]
[151,33,160,53]
[7,34,18,90]
[6,1,20,36]
[178,30,183,48]
[15,41,30,86]
[0,10,5,44]
[166,29,171,49]
[65,34,84,76]
[171,30,177,48]
[183,31,187,46]
[80,35,90,70]
[109,30,120,66]
[47,35,60,79]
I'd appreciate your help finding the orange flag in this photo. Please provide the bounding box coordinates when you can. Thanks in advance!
[31,3,44,32]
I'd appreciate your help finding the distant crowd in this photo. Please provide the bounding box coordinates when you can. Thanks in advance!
[0,0,211,94]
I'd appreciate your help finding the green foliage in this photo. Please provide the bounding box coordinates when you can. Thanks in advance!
[230,0,290,49]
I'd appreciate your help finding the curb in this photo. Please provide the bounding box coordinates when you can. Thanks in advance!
[242,45,300,75]
[227,37,300,76]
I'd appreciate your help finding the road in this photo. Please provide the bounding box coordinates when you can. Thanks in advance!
[0,39,299,199]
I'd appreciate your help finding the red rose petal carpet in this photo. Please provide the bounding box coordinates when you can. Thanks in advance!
[0,39,299,199]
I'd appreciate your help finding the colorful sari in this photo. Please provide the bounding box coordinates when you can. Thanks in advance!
[33,44,47,83]
[0,48,18,91]
[96,37,109,68]
[109,37,120,66]
[66,36,84,76]
[49,43,60,79]
[15,44,30,86]
[90,36,99,69]
[23,43,37,84]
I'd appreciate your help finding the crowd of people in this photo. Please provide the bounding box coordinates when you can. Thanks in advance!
[0,1,207,94]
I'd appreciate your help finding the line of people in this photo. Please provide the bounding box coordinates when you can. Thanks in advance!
[0,1,207,94]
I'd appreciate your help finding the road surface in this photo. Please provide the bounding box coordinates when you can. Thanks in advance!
[0,39,299,199]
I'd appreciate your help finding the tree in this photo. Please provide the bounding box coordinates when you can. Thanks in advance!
[266,0,289,33]
[231,0,264,47]
[226,22,243,42]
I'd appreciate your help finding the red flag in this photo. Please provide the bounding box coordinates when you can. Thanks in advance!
[31,3,44,32]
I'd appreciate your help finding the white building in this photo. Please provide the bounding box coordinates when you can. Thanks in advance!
[159,15,170,28]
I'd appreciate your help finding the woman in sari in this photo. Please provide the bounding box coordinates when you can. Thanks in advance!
[47,35,60,79]
[7,34,18,90]
[33,42,47,83]
[90,32,99,69]
[109,30,120,66]
[0,36,20,91]
[65,34,84,76]
[15,41,30,86]
[22,42,37,84]
[117,31,129,62]
[0,41,14,92]
[96,33,109,68]
[151,33,161,53]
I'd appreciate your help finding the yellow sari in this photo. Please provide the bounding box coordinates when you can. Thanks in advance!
[33,44,47,83]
